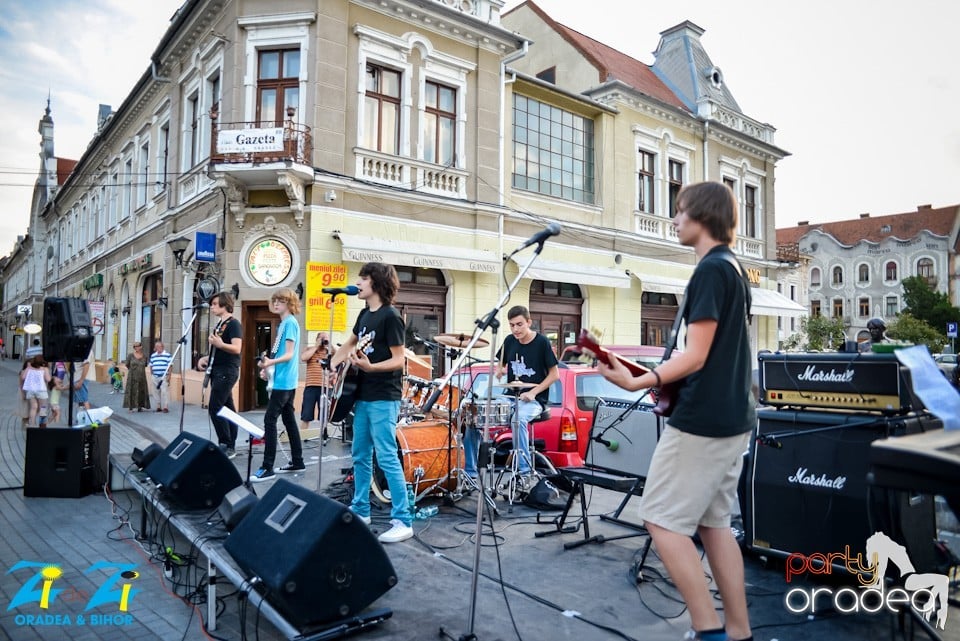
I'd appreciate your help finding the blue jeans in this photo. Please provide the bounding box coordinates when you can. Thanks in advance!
[351,400,410,526]
[463,398,541,476]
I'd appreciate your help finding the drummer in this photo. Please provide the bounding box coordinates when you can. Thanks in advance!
[463,305,559,479]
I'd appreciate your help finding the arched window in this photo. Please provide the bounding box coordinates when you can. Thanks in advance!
[858,264,869,284]
[885,261,898,281]
[810,267,821,288]
[917,258,935,278]
[832,266,843,286]
[141,272,163,351]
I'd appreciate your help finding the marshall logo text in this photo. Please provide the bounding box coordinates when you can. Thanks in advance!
[788,467,847,490]
[796,366,854,384]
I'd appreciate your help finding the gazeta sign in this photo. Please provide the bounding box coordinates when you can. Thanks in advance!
[217,127,284,154]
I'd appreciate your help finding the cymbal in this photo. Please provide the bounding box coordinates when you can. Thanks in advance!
[501,381,537,389]
[404,348,431,368]
[434,333,490,349]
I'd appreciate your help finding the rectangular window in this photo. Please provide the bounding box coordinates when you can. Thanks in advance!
[832,298,843,318]
[204,71,221,161]
[108,171,118,227]
[810,300,821,317]
[859,297,869,317]
[886,296,898,316]
[668,160,683,218]
[184,93,199,170]
[790,285,796,301]
[121,159,133,219]
[512,94,595,204]
[424,80,456,166]
[137,141,149,209]
[363,64,400,154]
[637,150,655,213]
[744,185,757,237]
[258,49,300,126]
[157,123,169,193]
[790,317,796,331]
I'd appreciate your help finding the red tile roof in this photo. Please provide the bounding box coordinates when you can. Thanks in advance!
[56,158,77,186]
[776,205,960,247]
[514,1,687,111]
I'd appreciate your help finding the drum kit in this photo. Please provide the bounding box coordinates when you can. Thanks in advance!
[372,332,547,506]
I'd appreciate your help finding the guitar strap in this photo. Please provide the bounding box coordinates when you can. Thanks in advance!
[659,251,751,366]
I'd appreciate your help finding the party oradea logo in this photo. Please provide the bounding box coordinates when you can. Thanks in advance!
[783,531,949,629]
[6,560,140,628]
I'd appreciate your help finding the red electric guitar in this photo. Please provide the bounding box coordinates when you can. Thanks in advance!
[576,329,679,417]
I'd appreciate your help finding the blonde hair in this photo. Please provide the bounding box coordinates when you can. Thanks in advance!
[271,288,301,315]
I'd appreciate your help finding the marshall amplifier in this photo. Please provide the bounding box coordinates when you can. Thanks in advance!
[758,352,916,414]
[744,409,940,574]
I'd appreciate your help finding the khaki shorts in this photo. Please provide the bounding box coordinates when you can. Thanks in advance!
[24,390,49,400]
[638,425,751,536]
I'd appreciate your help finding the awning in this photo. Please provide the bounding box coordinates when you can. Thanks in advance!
[335,234,500,273]
[510,256,631,288]
[629,272,688,296]
[750,287,807,317]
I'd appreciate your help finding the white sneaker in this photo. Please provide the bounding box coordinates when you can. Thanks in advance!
[349,507,371,525]
[378,519,413,544]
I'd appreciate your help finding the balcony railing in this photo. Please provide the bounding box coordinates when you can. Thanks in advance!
[635,211,679,242]
[210,117,312,166]
[355,147,468,199]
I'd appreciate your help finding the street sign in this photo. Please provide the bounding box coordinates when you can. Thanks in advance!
[948,322,958,338]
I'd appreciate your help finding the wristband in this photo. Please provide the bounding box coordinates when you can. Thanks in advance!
[651,369,662,388]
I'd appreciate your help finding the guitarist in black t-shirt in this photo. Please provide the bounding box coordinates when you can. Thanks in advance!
[197,292,243,458]
[330,262,412,544]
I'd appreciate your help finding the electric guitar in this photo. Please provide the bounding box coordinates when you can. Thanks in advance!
[202,318,228,389]
[257,333,283,393]
[330,333,374,422]
[576,329,679,417]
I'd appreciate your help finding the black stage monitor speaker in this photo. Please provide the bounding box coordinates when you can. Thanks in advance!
[224,479,397,628]
[42,297,94,362]
[24,425,110,498]
[144,433,242,509]
[218,485,259,531]
[586,399,661,478]
[745,409,940,574]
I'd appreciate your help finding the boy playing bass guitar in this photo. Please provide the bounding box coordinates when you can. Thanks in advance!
[197,292,243,458]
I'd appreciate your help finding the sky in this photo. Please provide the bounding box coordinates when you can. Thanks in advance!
[1,0,958,256]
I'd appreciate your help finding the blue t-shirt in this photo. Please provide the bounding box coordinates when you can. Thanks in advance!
[272,315,301,391]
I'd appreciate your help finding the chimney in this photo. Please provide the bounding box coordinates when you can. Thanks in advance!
[798,221,809,226]
[860,213,870,218]
[917,204,932,211]
[96,104,113,132]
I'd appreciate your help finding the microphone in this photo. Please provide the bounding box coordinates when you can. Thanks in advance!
[412,334,425,344]
[594,434,619,452]
[181,303,209,310]
[757,435,782,449]
[321,285,359,296]
[518,223,561,250]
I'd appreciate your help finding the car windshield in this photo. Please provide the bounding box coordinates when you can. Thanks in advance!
[575,373,651,411]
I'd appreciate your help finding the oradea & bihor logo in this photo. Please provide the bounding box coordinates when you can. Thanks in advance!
[6,560,141,628]
[783,531,949,629]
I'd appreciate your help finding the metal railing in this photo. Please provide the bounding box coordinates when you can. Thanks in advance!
[210,117,312,166]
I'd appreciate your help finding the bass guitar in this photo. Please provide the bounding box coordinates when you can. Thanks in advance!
[330,333,374,423]
[202,318,227,389]
[576,329,678,417]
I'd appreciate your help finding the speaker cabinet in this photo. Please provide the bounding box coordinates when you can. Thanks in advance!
[24,425,110,498]
[587,399,661,477]
[144,433,242,509]
[224,479,397,628]
[42,297,94,362]
[745,410,940,573]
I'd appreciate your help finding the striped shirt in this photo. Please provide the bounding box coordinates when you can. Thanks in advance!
[148,350,172,377]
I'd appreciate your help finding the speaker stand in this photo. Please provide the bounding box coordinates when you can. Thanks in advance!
[298,608,393,640]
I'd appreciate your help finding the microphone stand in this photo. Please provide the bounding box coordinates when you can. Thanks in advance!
[434,239,551,641]
[165,307,202,434]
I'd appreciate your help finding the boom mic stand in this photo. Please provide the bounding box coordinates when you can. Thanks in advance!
[164,305,203,434]
[431,228,558,641]
[317,290,348,493]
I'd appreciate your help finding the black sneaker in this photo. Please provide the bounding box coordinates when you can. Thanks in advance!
[276,463,306,474]
[250,468,276,482]
[225,447,237,460]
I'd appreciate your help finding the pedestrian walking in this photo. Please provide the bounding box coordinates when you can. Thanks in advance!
[122,342,151,412]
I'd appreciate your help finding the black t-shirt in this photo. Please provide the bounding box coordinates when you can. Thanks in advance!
[210,317,242,372]
[352,305,405,402]
[498,332,558,406]
[667,245,756,437]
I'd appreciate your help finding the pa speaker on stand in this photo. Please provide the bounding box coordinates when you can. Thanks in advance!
[42,297,94,362]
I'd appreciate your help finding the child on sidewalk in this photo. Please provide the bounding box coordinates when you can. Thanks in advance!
[108,360,124,394]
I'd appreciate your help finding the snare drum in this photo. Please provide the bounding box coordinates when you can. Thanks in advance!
[476,397,514,427]
[371,420,464,503]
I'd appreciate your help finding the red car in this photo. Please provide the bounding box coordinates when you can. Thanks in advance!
[452,361,653,468]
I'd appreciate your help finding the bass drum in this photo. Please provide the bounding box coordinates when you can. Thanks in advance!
[372,420,463,503]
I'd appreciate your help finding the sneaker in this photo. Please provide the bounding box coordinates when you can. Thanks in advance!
[225,448,237,460]
[378,519,413,544]
[276,462,306,473]
[349,507,372,525]
[249,468,275,483]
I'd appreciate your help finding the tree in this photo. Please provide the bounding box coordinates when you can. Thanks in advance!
[782,315,847,351]
[885,312,946,354]
[901,276,960,337]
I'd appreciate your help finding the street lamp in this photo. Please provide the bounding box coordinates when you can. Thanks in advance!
[167,236,191,268]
